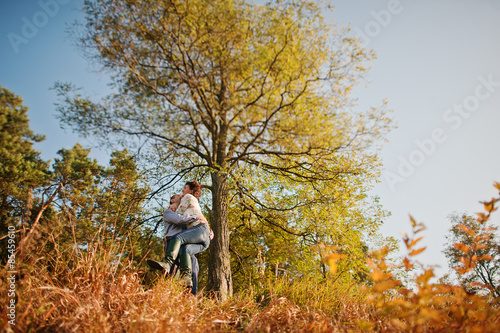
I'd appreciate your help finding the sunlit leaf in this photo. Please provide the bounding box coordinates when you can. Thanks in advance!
[409,215,416,228]
[416,269,434,285]
[453,243,470,254]
[471,244,488,251]
[493,181,500,191]
[372,280,401,293]
[457,225,476,237]
[324,253,346,274]
[476,255,493,261]
[402,257,414,270]
[409,247,426,257]
[482,200,495,213]
[409,236,424,248]
[372,269,390,282]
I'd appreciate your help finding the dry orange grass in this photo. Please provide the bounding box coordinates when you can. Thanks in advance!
[0,239,372,332]
[2,183,500,332]
[0,255,362,332]
[3,230,497,332]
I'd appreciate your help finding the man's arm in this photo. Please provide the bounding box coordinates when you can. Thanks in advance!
[163,209,200,225]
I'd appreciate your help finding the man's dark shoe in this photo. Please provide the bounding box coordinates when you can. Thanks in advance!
[147,259,170,273]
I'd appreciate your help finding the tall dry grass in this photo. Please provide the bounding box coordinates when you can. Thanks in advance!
[0,246,355,332]
[1,183,500,332]
[0,224,374,332]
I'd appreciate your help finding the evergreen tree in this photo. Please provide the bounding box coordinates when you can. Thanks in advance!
[0,86,49,225]
[0,86,49,263]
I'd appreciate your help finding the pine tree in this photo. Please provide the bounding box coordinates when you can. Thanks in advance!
[0,86,49,263]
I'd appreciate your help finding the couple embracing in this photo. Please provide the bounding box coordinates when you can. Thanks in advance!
[147,180,213,294]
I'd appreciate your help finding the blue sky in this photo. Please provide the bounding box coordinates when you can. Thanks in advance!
[1,0,499,277]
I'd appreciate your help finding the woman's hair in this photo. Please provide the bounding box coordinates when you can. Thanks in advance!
[185,180,202,199]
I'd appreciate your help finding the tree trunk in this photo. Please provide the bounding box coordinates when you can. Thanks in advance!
[207,171,232,300]
[18,183,62,255]
[23,186,33,224]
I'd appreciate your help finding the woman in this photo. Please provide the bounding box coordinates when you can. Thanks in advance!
[148,180,211,288]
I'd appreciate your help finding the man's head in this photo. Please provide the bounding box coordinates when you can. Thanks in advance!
[170,194,182,205]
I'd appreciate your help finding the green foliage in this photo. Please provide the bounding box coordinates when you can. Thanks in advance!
[224,165,395,290]
[56,0,391,183]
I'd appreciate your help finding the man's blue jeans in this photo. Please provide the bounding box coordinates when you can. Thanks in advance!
[171,223,210,255]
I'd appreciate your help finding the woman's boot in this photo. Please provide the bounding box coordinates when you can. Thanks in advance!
[178,253,193,288]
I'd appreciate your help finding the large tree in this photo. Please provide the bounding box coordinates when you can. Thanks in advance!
[55,0,391,299]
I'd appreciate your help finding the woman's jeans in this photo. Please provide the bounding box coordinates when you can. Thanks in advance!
[171,223,210,255]
[164,239,200,295]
